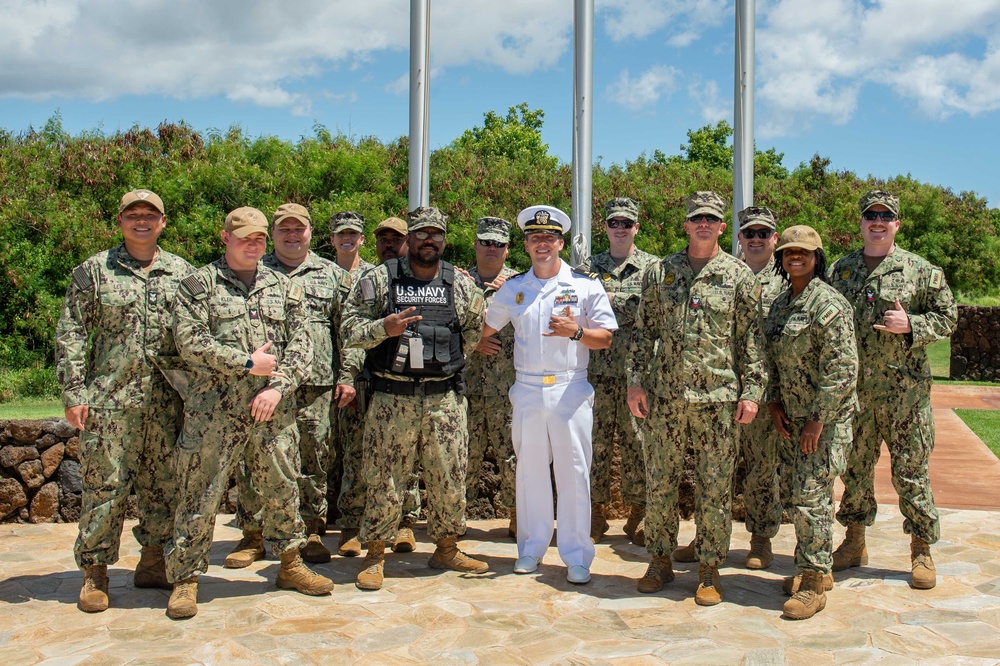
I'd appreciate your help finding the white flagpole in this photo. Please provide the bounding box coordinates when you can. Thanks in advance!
[409,0,431,209]
[733,0,755,254]
[572,0,594,265]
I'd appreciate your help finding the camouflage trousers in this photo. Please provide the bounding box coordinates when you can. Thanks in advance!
[837,391,940,543]
[738,412,782,538]
[236,384,333,534]
[644,399,736,566]
[164,404,306,582]
[360,388,467,543]
[466,394,516,508]
[777,417,849,574]
[590,374,645,506]
[336,400,421,530]
[74,380,183,568]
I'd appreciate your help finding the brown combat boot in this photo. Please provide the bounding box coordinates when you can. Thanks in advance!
[910,534,937,589]
[831,523,867,571]
[428,536,489,573]
[78,564,109,613]
[745,534,773,570]
[338,528,362,557]
[695,563,723,606]
[167,577,198,619]
[589,504,609,544]
[507,508,517,540]
[783,570,828,620]
[636,555,674,594]
[623,505,646,546]
[672,538,697,563]
[300,534,332,564]
[392,521,417,553]
[134,546,171,590]
[356,541,385,590]
[276,550,334,595]
[783,571,834,596]
[224,530,265,569]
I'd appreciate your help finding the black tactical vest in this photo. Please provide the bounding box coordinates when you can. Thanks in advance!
[366,259,464,378]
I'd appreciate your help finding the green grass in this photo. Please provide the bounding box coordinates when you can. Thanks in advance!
[928,339,950,380]
[0,398,63,420]
[955,409,1000,460]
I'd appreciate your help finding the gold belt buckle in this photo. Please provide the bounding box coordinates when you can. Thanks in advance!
[542,374,556,385]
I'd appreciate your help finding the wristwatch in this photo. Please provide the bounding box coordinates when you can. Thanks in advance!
[245,358,254,372]
[571,325,585,341]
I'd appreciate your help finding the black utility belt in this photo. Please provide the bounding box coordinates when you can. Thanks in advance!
[371,376,457,396]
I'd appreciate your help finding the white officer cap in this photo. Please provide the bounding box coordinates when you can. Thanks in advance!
[516,205,571,235]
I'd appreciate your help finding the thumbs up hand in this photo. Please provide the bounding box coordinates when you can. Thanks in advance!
[249,340,286,377]
[873,299,911,334]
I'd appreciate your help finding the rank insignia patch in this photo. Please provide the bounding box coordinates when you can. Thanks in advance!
[691,296,701,309]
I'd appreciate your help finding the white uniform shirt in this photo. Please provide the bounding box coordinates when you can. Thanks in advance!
[486,260,618,375]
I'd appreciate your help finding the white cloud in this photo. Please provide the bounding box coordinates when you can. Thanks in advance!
[607,65,680,109]
[691,79,729,122]
[598,0,729,44]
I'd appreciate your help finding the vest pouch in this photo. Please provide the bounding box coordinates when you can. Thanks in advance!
[433,326,452,364]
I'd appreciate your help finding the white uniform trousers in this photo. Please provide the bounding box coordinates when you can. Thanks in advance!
[510,372,595,568]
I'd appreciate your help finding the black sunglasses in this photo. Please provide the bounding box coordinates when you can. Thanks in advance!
[477,239,507,248]
[740,228,773,239]
[688,215,722,224]
[862,211,897,222]
[606,219,636,229]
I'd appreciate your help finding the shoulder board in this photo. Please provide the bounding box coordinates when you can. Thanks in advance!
[72,266,94,292]
[181,275,208,300]
[817,303,839,327]
[360,277,376,302]
[287,282,304,303]
[509,270,529,280]
[929,268,944,290]
[572,266,599,279]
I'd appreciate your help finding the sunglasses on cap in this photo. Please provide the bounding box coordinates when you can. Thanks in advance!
[688,214,722,224]
[477,239,507,248]
[412,230,445,242]
[606,219,636,229]
[740,228,773,239]
[862,211,897,222]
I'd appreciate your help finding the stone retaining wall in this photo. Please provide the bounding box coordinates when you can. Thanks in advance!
[951,306,1000,381]
[0,419,84,523]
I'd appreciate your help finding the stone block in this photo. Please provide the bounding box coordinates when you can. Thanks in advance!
[41,443,65,478]
[18,460,45,489]
[0,445,39,468]
[57,460,83,494]
[40,418,78,439]
[29,481,60,523]
[0,476,28,520]
[65,436,80,461]
[35,433,60,450]
[5,420,43,444]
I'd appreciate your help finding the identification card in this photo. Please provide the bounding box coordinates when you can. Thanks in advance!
[408,336,424,369]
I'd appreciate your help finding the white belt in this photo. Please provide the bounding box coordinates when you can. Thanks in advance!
[516,370,588,386]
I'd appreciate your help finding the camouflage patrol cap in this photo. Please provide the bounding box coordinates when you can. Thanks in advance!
[604,197,639,222]
[225,207,270,238]
[685,191,726,219]
[737,206,777,230]
[374,217,408,237]
[272,203,311,227]
[330,211,365,233]
[119,189,164,215]
[407,206,448,232]
[776,225,822,252]
[476,216,511,243]
[859,190,900,217]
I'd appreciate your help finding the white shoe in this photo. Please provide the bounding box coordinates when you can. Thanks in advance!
[567,565,591,584]
[513,556,540,574]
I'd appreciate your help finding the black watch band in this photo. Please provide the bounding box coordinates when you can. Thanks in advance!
[571,325,585,341]
[245,358,254,371]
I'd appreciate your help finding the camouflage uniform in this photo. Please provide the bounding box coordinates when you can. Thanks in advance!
[739,261,786,539]
[465,264,518,508]
[236,251,360,534]
[765,278,858,573]
[342,257,484,543]
[56,245,193,568]
[829,247,956,543]
[581,247,657,507]
[164,257,314,582]
[628,250,766,566]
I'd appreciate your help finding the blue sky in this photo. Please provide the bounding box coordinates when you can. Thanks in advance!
[3,0,1000,207]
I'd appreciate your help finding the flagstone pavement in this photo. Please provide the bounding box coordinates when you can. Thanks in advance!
[2,509,999,665]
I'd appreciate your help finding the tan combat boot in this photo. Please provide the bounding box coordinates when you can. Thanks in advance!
[428,536,489,573]
[782,570,828,620]
[167,577,198,619]
[507,508,517,540]
[783,571,834,596]
[338,528,362,557]
[276,550,334,595]
[134,546,171,590]
[745,534,773,570]
[224,530,265,569]
[356,541,385,590]
[695,563,723,606]
[78,564,109,613]
[910,534,937,589]
[636,555,674,594]
[589,504,609,544]
[392,521,417,553]
[623,505,646,546]
[300,531,332,564]
[672,538,697,563]
[831,523,867,571]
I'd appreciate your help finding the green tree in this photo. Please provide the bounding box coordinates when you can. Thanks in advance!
[452,103,556,167]
[658,120,789,179]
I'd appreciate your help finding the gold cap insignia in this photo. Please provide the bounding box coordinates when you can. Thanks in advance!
[515,292,524,305]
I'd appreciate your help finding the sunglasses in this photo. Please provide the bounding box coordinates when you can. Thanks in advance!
[477,239,507,248]
[862,211,897,222]
[412,230,445,242]
[688,215,722,224]
[740,228,773,239]
[606,219,636,229]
